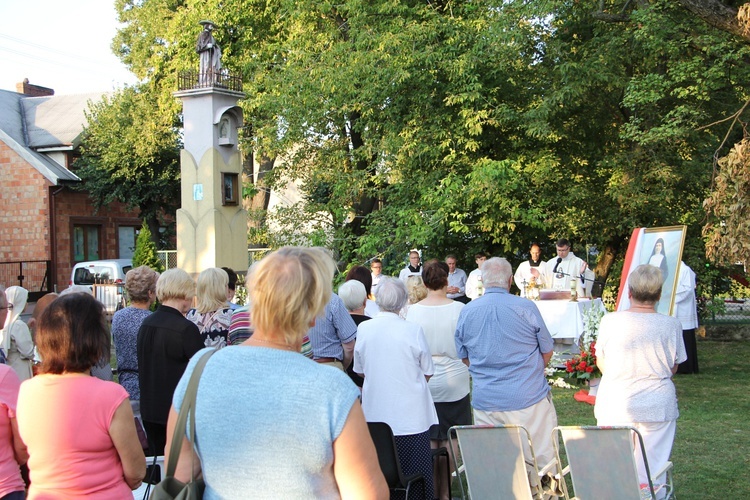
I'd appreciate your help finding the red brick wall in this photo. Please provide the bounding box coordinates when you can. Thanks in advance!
[0,142,51,264]
[0,141,145,290]
[52,190,141,289]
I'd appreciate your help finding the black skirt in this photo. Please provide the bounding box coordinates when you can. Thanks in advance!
[430,393,472,441]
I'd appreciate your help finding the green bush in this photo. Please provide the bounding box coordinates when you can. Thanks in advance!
[132,222,164,273]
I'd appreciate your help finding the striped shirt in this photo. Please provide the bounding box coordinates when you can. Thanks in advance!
[306,294,357,360]
[228,306,253,346]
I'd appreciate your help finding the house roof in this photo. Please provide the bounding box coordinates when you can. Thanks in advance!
[0,89,107,185]
[22,93,104,149]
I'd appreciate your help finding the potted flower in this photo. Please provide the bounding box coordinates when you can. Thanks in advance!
[565,305,605,395]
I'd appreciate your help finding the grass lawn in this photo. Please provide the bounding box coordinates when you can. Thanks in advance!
[552,340,749,499]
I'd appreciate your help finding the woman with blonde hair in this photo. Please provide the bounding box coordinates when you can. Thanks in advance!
[137,268,203,456]
[17,293,145,498]
[1,286,34,381]
[401,275,428,318]
[186,267,233,348]
[167,247,387,498]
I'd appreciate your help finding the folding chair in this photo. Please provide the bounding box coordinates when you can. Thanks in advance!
[449,424,548,500]
[367,422,425,499]
[552,426,675,500]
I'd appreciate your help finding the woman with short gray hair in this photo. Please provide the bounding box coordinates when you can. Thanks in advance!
[339,280,367,313]
[354,276,438,498]
[594,264,686,492]
[112,265,159,417]
[376,276,409,313]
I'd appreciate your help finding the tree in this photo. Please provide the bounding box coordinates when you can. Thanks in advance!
[703,138,750,265]
[132,221,165,272]
[75,85,181,243]
[676,0,750,42]
[110,0,750,281]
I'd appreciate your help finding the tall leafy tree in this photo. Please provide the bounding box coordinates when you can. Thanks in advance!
[109,0,750,279]
[75,85,181,242]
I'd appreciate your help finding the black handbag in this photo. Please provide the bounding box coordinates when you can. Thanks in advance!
[150,349,216,500]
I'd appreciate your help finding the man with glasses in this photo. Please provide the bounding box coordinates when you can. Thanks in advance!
[545,238,588,293]
[370,259,383,297]
[398,250,423,283]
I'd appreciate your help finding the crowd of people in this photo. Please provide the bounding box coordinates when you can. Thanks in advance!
[0,238,699,499]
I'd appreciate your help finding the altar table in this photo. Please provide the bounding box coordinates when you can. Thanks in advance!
[534,298,605,340]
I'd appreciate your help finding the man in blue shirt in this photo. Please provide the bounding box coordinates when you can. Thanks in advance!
[306,293,358,370]
[455,257,558,476]
[445,254,469,303]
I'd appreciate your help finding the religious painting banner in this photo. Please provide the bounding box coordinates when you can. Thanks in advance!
[616,225,687,315]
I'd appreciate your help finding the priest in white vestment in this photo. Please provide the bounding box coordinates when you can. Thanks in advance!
[514,244,547,297]
[545,239,589,295]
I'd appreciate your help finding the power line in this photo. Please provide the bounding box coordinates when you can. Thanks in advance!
[0,33,119,67]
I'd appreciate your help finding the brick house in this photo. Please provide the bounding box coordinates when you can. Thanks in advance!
[0,80,145,295]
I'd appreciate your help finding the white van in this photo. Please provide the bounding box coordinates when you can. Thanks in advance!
[70,259,133,286]
[69,259,133,313]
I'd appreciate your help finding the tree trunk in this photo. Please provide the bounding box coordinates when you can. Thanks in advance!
[676,0,750,43]
[244,153,275,230]
[594,238,626,287]
[146,215,161,248]
[347,111,378,236]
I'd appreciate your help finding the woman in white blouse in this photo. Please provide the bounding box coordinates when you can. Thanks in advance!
[406,259,469,500]
[354,276,437,500]
[594,264,686,490]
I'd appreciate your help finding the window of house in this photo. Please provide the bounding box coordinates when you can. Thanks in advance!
[118,226,139,259]
[73,225,101,262]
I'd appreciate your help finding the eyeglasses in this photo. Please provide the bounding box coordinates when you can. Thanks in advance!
[0,305,12,310]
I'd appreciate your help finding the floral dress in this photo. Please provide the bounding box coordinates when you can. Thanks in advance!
[186,308,233,349]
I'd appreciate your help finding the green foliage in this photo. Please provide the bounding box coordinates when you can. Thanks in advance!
[132,222,165,273]
[75,85,180,235]
[110,0,750,278]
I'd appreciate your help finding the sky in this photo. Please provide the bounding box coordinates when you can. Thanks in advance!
[0,0,138,95]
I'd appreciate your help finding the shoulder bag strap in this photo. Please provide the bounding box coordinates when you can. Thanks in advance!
[164,348,216,479]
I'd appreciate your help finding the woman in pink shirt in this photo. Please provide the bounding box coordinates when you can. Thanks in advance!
[0,363,26,500]
[16,293,145,499]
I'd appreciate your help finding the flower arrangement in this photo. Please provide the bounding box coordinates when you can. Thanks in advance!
[564,344,600,381]
[546,351,576,388]
[565,305,605,382]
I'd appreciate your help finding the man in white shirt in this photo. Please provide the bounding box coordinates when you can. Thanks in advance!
[445,254,469,303]
[398,250,422,282]
[465,252,488,300]
[514,243,547,297]
[672,261,699,374]
[545,239,588,294]
[370,258,383,296]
